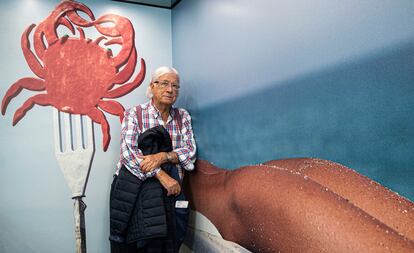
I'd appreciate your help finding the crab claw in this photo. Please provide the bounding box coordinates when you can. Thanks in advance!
[57,16,76,35]
[59,0,95,26]
[94,14,135,68]
[38,0,95,46]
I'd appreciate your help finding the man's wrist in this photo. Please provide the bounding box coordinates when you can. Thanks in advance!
[166,152,173,163]
[155,168,164,178]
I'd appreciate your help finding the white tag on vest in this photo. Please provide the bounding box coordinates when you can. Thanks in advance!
[175,200,189,208]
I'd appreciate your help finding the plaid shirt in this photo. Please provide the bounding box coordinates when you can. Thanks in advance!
[116,101,197,180]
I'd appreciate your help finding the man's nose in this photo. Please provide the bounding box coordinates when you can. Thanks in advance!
[165,84,173,92]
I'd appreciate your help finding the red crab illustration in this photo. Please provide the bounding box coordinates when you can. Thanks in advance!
[1,0,146,151]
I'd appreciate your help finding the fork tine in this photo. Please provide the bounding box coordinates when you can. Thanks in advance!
[64,112,72,151]
[74,115,83,149]
[85,116,94,150]
[53,108,62,153]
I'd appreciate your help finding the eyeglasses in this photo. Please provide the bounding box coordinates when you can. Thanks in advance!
[154,80,180,91]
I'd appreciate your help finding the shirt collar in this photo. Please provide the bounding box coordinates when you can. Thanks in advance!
[149,100,175,122]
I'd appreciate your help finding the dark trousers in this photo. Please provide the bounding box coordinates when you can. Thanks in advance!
[111,239,173,253]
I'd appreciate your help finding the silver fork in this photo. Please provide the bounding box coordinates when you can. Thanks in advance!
[53,108,95,253]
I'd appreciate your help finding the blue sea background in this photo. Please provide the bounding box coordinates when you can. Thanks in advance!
[172,0,414,202]
[191,42,414,201]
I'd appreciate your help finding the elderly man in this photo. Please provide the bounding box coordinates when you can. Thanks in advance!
[111,66,196,253]
[117,66,196,194]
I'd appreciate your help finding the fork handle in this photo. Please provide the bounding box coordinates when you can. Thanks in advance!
[74,197,87,253]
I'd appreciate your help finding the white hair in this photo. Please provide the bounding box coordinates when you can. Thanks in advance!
[146,66,180,99]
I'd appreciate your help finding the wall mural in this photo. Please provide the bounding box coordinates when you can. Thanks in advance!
[1,0,146,151]
[1,0,413,253]
[185,159,414,252]
[0,1,145,252]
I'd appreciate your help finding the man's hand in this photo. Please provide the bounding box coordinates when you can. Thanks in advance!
[155,170,181,196]
[140,152,167,173]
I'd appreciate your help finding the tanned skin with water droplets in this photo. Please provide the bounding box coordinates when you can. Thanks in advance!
[183,159,414,253]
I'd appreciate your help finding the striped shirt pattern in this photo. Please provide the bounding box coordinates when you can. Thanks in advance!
[116,101,197,180]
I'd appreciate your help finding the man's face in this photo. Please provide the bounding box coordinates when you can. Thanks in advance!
[151,73,179,107]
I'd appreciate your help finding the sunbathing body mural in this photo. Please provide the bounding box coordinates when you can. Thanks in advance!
[184,159,414,252]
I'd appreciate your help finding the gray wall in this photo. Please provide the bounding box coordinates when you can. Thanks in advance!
[172,0,414,200]
[0,0,172,252]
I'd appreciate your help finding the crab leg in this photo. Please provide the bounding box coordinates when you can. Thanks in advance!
[12,94,51,126]
[97,100,125,123]
[87,108,110,151]
[103,58,146,99]
[110,46,137,85]
[94,14,134,68]
[22,24,45,79]
[1,78,45,115]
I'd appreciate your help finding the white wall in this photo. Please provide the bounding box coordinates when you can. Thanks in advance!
[0,0,172,252]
